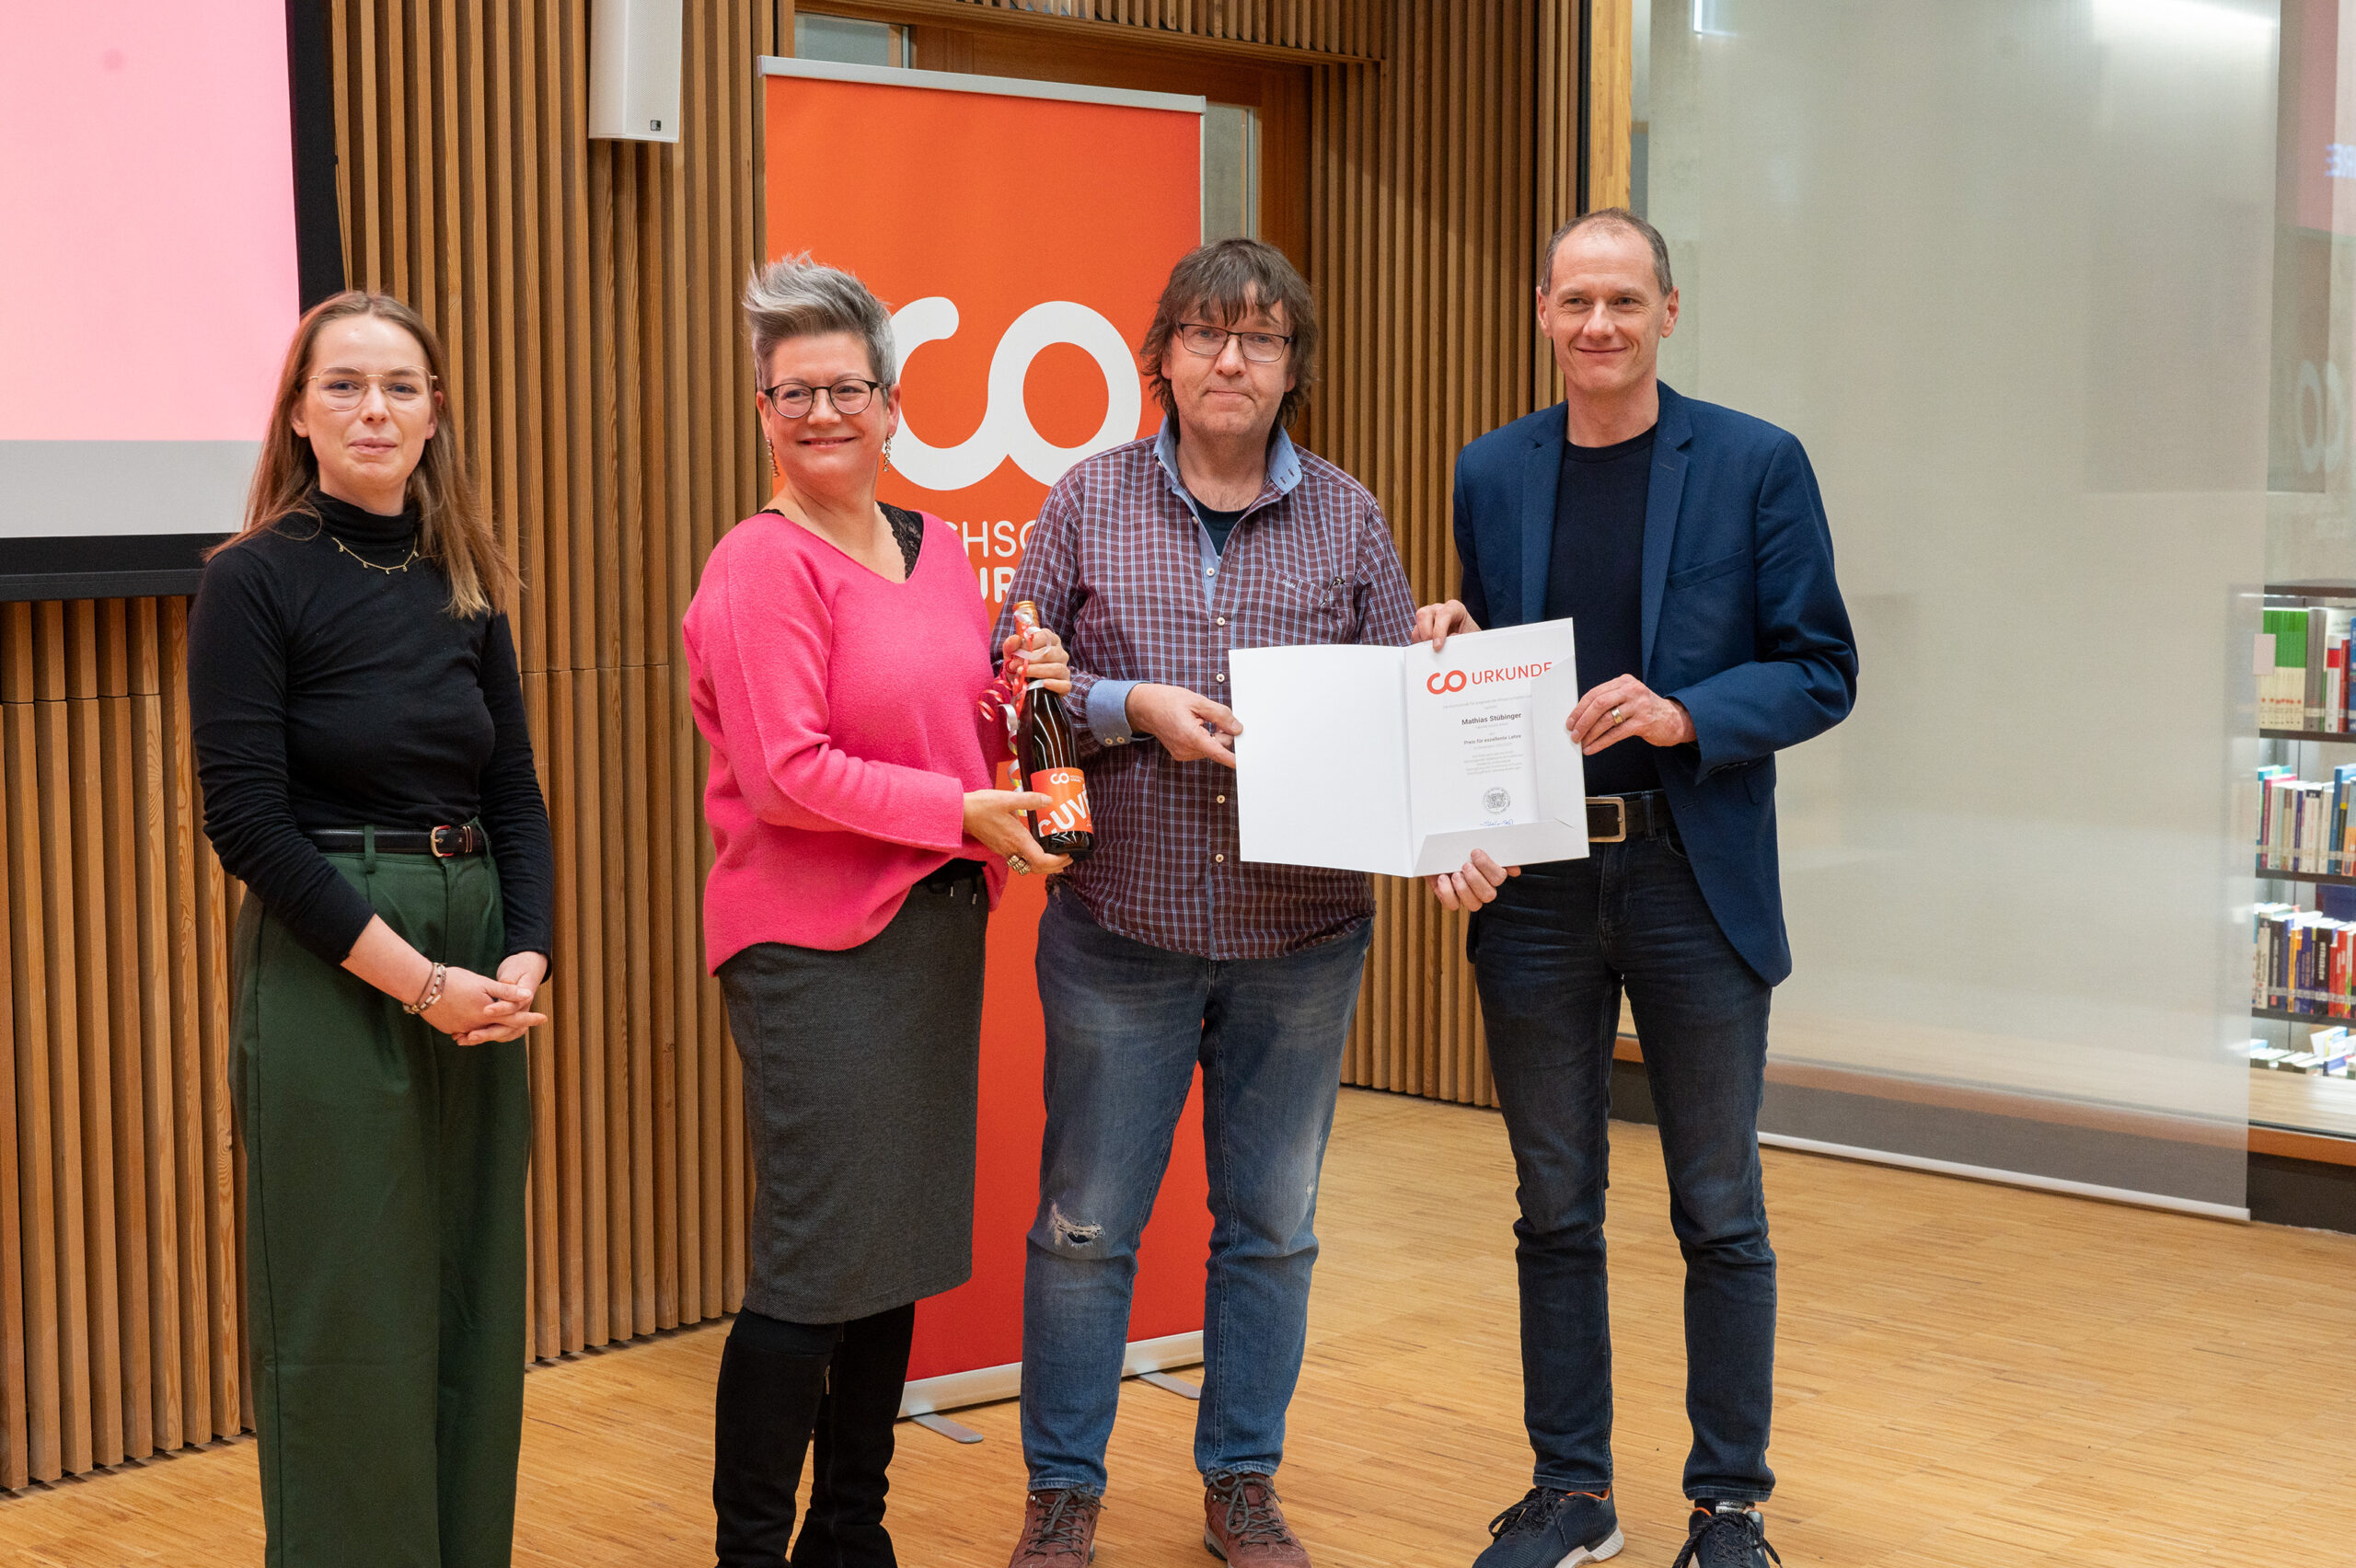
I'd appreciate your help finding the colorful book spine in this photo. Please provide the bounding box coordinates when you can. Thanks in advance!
[2262,607,2311,728]
[2335,764,2356,872]
[2327,610,2352,730]
[2311,607,2331,730]
[2256,904,2293,1008]
[2259,767,2292,870]
[2329,631,2346,733]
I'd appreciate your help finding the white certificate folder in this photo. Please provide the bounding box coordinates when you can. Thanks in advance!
[1230,618,1589,878]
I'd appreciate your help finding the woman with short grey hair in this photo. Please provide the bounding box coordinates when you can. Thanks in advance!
[683,253,1076,1567]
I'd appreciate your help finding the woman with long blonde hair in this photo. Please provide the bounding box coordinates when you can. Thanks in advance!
[189,290,553,1567]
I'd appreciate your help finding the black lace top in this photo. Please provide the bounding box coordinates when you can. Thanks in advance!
[759,502,926,576]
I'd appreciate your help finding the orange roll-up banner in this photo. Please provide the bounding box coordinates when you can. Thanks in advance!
[760,59,1212,1401]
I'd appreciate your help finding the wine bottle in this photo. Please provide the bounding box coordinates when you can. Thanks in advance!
[1010,600,1095,862]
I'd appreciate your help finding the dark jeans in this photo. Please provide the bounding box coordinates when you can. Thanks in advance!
[1471,834,1776,1505]
[1020,886,1373,1494]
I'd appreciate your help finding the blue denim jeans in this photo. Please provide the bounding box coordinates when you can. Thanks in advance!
[1020,886,1373,1495]
[1471,833,1776,1505]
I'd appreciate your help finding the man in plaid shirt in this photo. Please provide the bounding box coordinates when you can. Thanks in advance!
[995,239,1415,1568]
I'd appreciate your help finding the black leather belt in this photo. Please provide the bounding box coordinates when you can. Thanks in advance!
[1585,791,1675,844]
[307,824,487,857]
[918,858,989,900]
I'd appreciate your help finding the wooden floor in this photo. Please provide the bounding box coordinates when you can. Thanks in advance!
[7,1086,2356,1567]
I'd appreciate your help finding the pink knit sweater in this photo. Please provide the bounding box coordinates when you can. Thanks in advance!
[684,509,1011,967]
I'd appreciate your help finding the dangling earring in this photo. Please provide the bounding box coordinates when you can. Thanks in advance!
[879,439,894,476]
[768,438,780,478]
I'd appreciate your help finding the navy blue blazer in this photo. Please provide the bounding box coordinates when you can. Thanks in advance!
[1453,382,1856,985]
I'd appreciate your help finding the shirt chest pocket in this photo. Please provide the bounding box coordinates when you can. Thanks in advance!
[1289,572,1346,609]
[1245,571,1350,641]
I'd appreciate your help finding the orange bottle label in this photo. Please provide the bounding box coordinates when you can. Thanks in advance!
[1028,767,1092,836]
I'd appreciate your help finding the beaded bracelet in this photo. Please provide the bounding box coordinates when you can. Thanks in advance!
[404,961,447,1017]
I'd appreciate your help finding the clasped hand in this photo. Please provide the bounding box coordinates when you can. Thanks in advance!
[432,951,549,1045]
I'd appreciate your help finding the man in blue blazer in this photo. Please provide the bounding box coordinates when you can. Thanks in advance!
[1417,209,1855,1568]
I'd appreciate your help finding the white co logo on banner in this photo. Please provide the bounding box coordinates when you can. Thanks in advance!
[889,298,1141,490]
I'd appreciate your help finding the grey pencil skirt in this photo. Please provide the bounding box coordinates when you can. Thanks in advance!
[718,876,989,1324]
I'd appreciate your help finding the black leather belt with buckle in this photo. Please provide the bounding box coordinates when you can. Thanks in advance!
[307,824,488,857]
[1585,792,1674,844]
[918,858,990,899]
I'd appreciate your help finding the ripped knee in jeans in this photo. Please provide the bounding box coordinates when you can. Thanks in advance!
[1045,1202,1104,1250]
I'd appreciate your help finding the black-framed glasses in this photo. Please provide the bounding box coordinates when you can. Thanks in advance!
[309,368,436,410]
[758,378,884,419]
[1174,322,1292,363]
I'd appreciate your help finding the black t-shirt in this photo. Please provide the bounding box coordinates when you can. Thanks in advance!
[187,492,555,964]
[1195,502,1249,553]
[1544,425,1659,795]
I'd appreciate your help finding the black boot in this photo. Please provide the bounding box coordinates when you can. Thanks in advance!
[791,1303,916,1568]
[714,1315,837,1568]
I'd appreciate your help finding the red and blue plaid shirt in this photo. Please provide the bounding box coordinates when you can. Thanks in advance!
[995,428,1417,959]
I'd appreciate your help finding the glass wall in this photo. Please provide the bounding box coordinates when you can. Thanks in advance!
[1642,0,2274,1210]
[795,13,912,67]
[2251,1,2356,1140]
[1203,103,1260,242]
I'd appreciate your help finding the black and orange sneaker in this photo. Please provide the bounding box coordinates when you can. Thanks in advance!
[1471,1486,1623,1567]
[1671,1502,1780,1568]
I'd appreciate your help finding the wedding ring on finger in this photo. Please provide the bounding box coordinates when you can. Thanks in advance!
[1609,705,1624,722]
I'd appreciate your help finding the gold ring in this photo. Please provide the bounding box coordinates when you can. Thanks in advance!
[1009,855,1031,875]
[1609,706,1623,721]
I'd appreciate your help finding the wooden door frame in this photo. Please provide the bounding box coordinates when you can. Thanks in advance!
[1585,0,1634,212]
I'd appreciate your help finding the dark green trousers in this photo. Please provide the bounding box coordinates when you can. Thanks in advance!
[232,845,530,1568]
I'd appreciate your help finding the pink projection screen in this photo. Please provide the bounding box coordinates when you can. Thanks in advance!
[0,2,324,598]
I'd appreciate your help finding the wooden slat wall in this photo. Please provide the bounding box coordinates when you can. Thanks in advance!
[0,0,1599,1491]
[938,0,1380,54]
[321,0,779,1370]
[1,599,248,1489]
[1313,0,1582,1109]
[0,0,782,1492]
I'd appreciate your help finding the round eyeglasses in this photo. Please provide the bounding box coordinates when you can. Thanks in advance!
[759,378,884,419]
[1174,323,1293,363]
[308,370,436,411]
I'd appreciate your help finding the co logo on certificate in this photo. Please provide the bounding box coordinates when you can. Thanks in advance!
[889,296,1141,490]
[1426,670,1470,695]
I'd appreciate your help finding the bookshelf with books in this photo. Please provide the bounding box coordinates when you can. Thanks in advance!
[2247,584,2356,1141]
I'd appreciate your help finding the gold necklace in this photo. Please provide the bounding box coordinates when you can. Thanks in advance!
[332,534,420,575]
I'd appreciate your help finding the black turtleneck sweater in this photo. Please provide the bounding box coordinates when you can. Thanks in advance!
[188,493,554,966]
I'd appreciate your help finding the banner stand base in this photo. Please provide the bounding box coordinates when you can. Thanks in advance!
[1137,1370,1202,1401]
[912,1412,987,1444]
[899,1331,1205,1435]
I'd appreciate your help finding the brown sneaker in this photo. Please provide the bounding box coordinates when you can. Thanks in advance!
[1203,1470,1311,1567]
[1008,1487,1103,1568]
